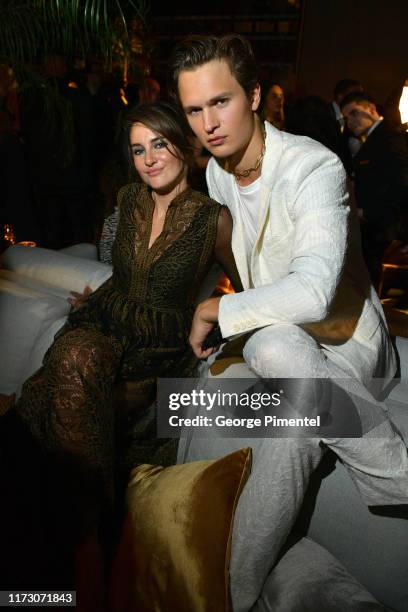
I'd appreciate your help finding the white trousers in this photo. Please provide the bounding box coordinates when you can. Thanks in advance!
[177,323,408,612]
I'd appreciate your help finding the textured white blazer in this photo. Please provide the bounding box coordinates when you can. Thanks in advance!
[206,122,396,385]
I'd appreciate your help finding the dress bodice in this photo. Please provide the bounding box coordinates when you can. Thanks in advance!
[67,182,221,365]
[111,183,220,309]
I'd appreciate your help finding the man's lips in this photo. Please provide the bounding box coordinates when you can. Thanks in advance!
[207,136,226,146]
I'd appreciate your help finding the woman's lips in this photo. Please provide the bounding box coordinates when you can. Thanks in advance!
[146,168,162,176]
[207,136,226,146]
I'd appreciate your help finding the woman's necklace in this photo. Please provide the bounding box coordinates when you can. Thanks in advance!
[226,124,266,180]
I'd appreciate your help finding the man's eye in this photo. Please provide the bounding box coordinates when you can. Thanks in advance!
[188,108,200,116]
[216,98,228,106]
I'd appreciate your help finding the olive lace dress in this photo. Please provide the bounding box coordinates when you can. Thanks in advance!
[0,181,241,592]
[13,183,238,518]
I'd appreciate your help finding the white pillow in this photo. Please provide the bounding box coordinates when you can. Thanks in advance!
[59,243,98,260]
[0,269,71,300]
[1,245,112,293]
[0,278,69,394]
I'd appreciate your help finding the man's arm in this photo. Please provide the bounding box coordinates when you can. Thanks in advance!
[189,296,221,358]
[217,153,350,338]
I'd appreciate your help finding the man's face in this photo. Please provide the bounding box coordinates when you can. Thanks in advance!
[177,59,260,159]
[341,101,377,137]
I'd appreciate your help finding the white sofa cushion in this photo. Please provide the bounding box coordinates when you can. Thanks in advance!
[395,336,408,380]
[0,279,69,395]
[301,459,408,612]
[1,245,112,293]
[253,534,387,612]
[384,337,408,443]
[0,270,71,300]
[59,243,98,260]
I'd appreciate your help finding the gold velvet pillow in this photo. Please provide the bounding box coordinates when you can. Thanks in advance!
[110,447,252,612]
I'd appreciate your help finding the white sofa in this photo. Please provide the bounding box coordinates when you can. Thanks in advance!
[0,243,223,397]
[0,244,407,611]
[0,244,112,397]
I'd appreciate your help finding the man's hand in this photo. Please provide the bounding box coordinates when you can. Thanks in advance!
[189,297,221,358]
[67,285,92,309]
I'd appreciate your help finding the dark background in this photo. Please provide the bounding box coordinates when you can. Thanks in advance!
[148,0,408,106]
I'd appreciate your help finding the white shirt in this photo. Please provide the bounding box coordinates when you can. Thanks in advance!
[233,176,261,258]
[332,101,345,129]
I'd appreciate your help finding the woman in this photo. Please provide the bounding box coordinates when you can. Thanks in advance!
[9,101,242,602]
[262,82,285,130]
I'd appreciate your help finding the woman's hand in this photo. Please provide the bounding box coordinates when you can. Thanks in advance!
[67,286,93,309]
[189,297,221,358]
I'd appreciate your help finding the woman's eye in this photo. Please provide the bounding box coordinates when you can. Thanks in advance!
[132,148,144,156]
[154,140,167,149]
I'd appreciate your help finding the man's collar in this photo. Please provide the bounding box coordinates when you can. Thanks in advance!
[332,100,343,122]
[365,116,383,139]
[261,121,284,184]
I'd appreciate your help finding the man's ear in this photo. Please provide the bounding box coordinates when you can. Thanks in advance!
[251,83,261,111]
[367,102,378,117]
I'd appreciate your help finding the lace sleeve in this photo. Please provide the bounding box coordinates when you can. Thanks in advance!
[214,206,243,292]
[98,207,119,265]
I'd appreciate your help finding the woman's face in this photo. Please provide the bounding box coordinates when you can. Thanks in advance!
[130,122,187,194]
[265,85,284,114]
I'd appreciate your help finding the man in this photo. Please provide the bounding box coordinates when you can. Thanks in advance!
[331,78,363,132]
[341,91,408,283]
[170,35,408,611]
[330,78,363,171]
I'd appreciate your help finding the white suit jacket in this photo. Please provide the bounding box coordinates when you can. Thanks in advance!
[206,122,396,385]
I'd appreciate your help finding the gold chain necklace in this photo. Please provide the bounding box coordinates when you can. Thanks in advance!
[226,124,266,180]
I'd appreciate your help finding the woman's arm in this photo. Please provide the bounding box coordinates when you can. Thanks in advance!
[214,206,243,293]
[189,205,242,359]
[68,285,93,309]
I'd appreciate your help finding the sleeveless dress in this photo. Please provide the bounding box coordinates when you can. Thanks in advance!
[69,182,220,379]
[15,182,221,507]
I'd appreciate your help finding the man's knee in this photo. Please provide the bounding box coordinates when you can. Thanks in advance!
[243,324,316,378]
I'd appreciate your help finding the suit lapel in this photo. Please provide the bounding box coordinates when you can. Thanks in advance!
[252,123,284,260]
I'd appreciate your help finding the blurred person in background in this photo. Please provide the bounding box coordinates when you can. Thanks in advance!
[341,90,408,284]
[261,82,285,130]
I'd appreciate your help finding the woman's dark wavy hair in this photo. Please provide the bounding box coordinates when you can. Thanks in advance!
[169,34,259,103]
[123,101,195,174]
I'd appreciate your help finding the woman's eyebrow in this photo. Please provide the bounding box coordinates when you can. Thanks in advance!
[130,136,164,147]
